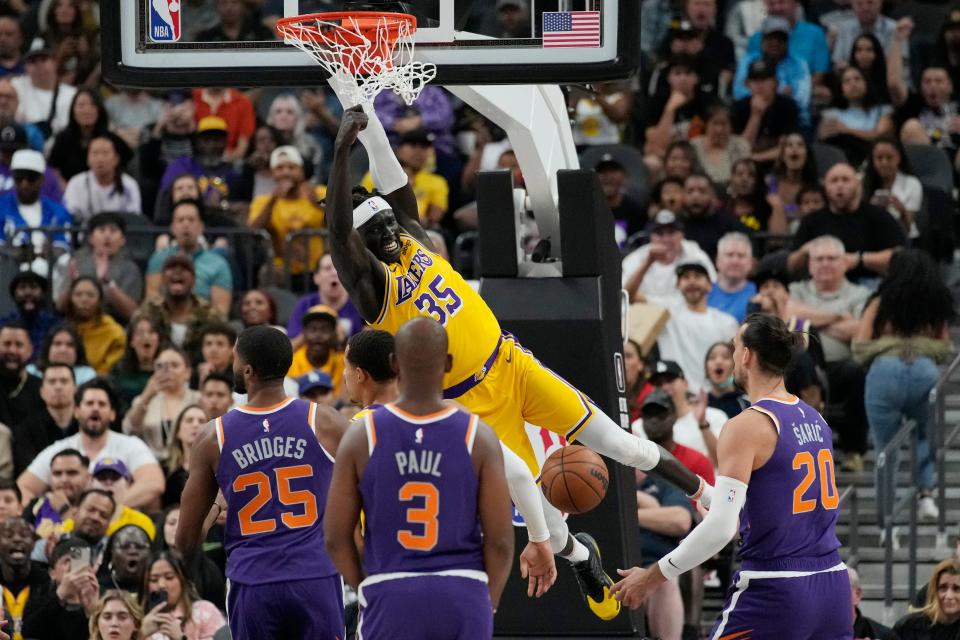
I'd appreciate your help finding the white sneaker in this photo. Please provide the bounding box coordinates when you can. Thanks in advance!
[879,527,901,551]
[919,496,940,522]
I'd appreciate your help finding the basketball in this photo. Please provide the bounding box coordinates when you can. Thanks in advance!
[540,445,609,514]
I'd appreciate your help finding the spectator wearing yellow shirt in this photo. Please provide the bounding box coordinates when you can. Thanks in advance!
[361,129,449,228]
[248,145,326,277]
[61,458,156,539]
[287,304,344,395]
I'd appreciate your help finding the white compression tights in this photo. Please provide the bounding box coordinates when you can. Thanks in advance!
[575,411,661,471]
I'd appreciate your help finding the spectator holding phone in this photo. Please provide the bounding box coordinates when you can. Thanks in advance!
[140,550,224,640]
[861,136,922,237]
[22,536,99,639]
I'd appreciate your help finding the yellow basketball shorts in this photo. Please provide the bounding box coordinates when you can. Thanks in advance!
[451,333,596,477]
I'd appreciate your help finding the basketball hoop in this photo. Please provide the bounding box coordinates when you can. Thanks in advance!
[276,12,437,106]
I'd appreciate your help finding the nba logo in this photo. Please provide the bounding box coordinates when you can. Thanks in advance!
[149,0,181,42]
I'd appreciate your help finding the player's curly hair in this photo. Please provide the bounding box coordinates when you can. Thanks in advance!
[352,185,383,209]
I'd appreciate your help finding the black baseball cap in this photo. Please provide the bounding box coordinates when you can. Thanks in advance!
[670,18,699,39]
[752,266,790,289]
[0,124,26,151]
[641,388,676,413]
[648,209,683,232]
[9,270,47,296]
[747,59,777,81]
[399,129,435,146]
[666,54,698,74]
[162,253,195,274]
[594,153,624,172]
[49,536,91,565]
[649,360,684,383]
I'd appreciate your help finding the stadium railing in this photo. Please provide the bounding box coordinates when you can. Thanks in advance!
[839,484,860,568]
[931,351,960,548]
[0,224,275,297]
[875,417,920,617]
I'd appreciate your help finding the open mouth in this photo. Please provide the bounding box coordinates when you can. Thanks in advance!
[382,239,399,254]
[8,548,27,561]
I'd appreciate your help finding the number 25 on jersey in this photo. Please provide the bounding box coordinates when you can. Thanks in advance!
[792,449,839,514]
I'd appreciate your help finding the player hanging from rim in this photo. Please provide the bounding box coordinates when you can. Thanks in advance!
[323,75,712,619]
[611,314,852,639]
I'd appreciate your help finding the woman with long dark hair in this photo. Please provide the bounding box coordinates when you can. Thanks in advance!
[818,65,894,166]
[861,136,923,237]
[623,339,653,422]
[768,133,818,229]
[846,33,891,103]
[63,134,141,222]
[27,321,96,383]
[162,404,206,507]
[63,276,126,374]
[47,88,112,182]
[854,250,955,524]
[109,313,168,408]
[139,550,224,640]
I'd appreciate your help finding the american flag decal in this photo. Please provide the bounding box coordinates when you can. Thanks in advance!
[542,11,601,48]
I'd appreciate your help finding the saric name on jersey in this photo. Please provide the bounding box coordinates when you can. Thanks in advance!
[792,422,825,447]
[395,449,443,477]
[231,436,309,469]
[395,249,435,305]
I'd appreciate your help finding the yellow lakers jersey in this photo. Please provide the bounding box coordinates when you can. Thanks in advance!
[372,233,501,388]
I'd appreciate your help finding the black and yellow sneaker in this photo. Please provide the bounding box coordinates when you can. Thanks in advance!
[567,532,621,621]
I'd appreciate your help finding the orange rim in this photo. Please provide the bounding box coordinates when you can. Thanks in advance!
[276,11,417,46]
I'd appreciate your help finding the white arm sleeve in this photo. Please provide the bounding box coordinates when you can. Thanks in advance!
[658,475,747,580]
[500,443,550,543]
[326,74,409,195]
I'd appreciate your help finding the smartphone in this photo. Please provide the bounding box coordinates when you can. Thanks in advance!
[746,301,764,315]
[148,589,169,612]
[871,189,891,207]
[68,545,91,573]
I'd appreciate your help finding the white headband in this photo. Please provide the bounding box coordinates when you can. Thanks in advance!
[353,196,392,229]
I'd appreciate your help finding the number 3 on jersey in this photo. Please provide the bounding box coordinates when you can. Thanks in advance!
[414,275,463,326]
[792,449,839,514]
[397,481,439,551]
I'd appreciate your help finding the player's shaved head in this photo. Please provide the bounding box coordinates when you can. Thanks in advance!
[393,318,451,388]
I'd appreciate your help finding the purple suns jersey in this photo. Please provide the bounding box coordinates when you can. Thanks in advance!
[215,398,338,585]
[738,396,843,571]
[359,404,484,576]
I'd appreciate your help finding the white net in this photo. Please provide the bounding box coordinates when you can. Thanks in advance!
[277,13,437,106]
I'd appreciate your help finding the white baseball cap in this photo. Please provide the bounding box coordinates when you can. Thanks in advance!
[270,145,304,169]
[11,149,44,174]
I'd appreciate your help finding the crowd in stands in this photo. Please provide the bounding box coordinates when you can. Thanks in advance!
[0,0,952,638]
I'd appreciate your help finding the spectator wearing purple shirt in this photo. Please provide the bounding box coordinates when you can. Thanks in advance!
[158,117,240,211]
[288,254,364,350]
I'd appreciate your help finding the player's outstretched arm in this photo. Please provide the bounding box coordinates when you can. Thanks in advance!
[324,419,368,591]
[610,411,776,609]
[328,107,388,322]
[499,442,556,598]
[176,423,221,557]
[473,421,515,611]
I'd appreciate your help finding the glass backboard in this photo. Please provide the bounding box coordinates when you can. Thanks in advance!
[102,0,637,88]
